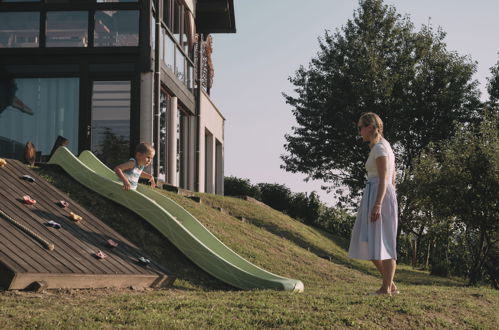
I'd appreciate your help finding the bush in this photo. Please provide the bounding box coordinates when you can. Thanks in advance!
[224,176,261,200]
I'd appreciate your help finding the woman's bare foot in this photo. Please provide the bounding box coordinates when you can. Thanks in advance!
[391,282,399,294]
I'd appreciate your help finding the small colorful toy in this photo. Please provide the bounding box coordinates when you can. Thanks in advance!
[59,200,69,208]
[22,195,36,205]
[94,250,107,259]
[68,211,82,222]
[45,220,62,229]
[138,256,150,265]
[20,175,35,183]
[107,239,118,248]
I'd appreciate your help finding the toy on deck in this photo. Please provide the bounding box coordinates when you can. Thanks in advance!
[0,158,7,167]
[45,220,62,229]
[68,211,82,222]
[94,250,107,259]
[22,195,36,205]
[20,175,35,183]
[59,200,69,208]
[107,239,118,248]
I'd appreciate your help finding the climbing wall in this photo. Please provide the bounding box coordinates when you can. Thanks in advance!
[0,159,174,290]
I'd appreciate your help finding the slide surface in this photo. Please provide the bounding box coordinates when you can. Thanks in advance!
[49,147,304,292]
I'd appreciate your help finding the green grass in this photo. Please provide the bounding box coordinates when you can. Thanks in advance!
[0,165,497,329]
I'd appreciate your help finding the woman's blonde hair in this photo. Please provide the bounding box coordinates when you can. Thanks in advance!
[359,112,384,138]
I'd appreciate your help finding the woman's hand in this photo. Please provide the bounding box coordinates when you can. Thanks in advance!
[371,203,381,222]
[149,176,156,188]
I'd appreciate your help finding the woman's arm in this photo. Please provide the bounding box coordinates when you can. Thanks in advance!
[371,155,388,222]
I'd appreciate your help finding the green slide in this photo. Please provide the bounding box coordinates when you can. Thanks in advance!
[48,147,304,292]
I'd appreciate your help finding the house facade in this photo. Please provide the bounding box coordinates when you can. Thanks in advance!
[0,0,235,194]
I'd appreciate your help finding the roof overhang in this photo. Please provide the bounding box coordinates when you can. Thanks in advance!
[196,0,236,34]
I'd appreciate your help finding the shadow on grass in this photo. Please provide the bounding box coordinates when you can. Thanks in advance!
[204,197,466,288]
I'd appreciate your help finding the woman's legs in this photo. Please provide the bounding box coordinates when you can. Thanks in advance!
[372,259,397,293]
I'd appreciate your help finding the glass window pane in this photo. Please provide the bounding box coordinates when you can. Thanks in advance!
[159,92,169,182]
[46,12,88,47]
[173,0,181,42]
[97,0,137,3]
[182,10,192,55]
[163,0,172,29]
[151,13,155,50]
[95,10,139,47]
[186,62,193,91]
[175,47,184,82]
[91,81,131,168]
[0,77,79,159]
[0,12,39,48]
[164,32,175,72]
[1,0,39,2]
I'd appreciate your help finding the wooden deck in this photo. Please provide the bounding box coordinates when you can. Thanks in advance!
[0,159,174,290]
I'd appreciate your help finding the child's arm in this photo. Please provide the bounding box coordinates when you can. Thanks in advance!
[114,160,135,190]
[140,171,156,188]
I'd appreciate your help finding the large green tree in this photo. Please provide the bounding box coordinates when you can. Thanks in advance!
[407,110,498,286]
[282,0,481,204]
[487,57,499,106]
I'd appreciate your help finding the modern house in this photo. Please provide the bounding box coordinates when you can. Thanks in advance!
[0,0,235,195]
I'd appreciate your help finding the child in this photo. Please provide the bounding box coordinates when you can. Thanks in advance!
[114,142,156,191]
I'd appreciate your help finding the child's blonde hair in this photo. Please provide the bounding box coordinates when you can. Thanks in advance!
[135,142,155,155]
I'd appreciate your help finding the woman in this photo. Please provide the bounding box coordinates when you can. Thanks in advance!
[348,112,398,295]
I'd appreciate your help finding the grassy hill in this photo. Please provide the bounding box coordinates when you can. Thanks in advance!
[0,165,497,329]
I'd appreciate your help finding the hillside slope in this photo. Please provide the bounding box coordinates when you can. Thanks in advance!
[0,165,496,329]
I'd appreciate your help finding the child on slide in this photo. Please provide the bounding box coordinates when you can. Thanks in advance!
[114,142,156,191]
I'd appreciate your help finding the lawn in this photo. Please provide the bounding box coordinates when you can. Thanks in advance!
[0,165,497,329]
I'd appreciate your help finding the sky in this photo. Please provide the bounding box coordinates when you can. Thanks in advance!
[210,0,499,206]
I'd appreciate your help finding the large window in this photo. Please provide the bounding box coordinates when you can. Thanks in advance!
[94,10,139,47]
[0,3,140,48]
[0,77,79,159]
[91,81,131,168]
[160,0,195,91]
[46,11,88,47]
[0,12,39,48]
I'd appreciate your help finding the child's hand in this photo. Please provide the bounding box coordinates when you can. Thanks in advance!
[123,180,131,191]
[149,177,156,188]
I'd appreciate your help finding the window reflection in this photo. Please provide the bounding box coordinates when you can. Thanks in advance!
[94,10,139,47]
[46,11,88,47]
[159,92,169,182]
[91,81,131,168]
[163,30,175,72]
[0,77,79,159]
[173,0,181,42]
[97,0,138,3]
[175,48,185,82]
[0,12,39,48]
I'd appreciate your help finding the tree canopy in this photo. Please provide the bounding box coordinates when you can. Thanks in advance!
[282,0,482,203]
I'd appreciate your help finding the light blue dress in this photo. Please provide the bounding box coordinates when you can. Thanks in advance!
[348,138,398,260]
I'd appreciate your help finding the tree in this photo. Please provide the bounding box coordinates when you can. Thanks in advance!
[486,57,499,106]
[94,127,130,168]
[282,0,481,205]
[408,110,498,286]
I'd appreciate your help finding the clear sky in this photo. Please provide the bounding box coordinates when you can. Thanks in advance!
[210,0,499,206]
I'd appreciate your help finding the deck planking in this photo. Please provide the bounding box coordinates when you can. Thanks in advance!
[0,159,174,290]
